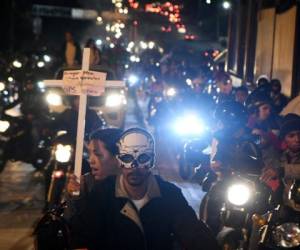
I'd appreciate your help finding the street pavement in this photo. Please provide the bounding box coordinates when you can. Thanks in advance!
[0,162,43,250]
[0,93,204,249]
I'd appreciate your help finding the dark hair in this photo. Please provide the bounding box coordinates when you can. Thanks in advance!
[85,38,95,47]
[235,85,248,94]
[90,128,123,155]
[280,113,300,138]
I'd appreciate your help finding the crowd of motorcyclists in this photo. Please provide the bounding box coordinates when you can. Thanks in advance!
[1,36,300,249]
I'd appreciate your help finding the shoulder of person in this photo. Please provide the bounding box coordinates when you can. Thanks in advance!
[154,175,182,196]
[90,175,117,194]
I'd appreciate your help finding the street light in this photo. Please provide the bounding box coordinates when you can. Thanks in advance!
[222,1,231,10]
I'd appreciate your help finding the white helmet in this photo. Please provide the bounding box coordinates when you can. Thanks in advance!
[117,128,155,169]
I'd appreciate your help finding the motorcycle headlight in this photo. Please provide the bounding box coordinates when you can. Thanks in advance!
[105,93,126,107]
[46,92,62,106]
[166,87,176,97]
[55,144,72,163]
[0,120,10,132]
[273,223,300,248]
[174,114,205,135]
[227,183,252,206]
[128,74,138,86]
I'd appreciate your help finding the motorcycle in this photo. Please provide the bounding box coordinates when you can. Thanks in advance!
[217,171,274,249]
[198,135,276,248]
[251,179,300,250]
[0,105,49,171]
[44,129,91,210]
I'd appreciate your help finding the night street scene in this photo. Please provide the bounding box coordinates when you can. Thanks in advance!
[0,0,300,249]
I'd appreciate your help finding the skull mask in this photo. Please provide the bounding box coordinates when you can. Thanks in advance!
[117,128,155,169]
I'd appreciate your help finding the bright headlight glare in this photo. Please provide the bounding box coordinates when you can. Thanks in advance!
[128,75,138,85]
[55,144,72,163]
[0,120,10,132]
[43,55,51,62]
[37,61,45,68]
[105,94,124,107]
[46,93,62,106]
[174,115,205,135]
[13,60,22,68]
[273,223,300,248]
[227,183,251,206]
[166,87,176,97]
[0,82,5,91]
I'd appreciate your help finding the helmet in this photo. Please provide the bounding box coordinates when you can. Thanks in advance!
[214,101,248,130]
[270,78,282,93]
[215,71,231,85]
[280,113,300,139]
[246,92,272,115]
[256,75,269,87]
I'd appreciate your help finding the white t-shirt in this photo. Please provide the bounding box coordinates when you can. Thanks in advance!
[132,195,149,211]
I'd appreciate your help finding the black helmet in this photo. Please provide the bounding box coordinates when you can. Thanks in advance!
[270,78,282,93]
[280,113,300,139]
[256,75,269,87]
[246,92,272,115]
[214,101,248,129]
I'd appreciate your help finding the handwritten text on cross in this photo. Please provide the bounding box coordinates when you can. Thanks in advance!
[62,70,106,96]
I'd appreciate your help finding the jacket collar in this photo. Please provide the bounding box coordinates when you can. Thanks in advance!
[115,173,161,200]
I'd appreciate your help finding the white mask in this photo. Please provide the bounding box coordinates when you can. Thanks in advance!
[117,129,155,169]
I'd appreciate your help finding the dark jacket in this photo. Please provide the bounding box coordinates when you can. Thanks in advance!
[73,174,219,250]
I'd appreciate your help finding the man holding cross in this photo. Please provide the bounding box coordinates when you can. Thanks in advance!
[71,128,219,250]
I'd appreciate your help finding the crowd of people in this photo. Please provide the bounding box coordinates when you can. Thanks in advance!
[2,30,299,249]
[62,68,300,249]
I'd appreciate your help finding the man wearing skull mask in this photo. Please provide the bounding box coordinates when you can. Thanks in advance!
[76,128,219,250]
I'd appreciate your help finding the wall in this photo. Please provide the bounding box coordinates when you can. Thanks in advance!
[272,6,297,97]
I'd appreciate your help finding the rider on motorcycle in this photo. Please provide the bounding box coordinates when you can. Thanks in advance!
[201,101,262,235]
[248,114,300,250]
[52,96,103,140]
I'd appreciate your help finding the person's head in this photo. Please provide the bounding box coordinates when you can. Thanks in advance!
[117,128,155,187]
[214,101,248,134]
[65,32,73,42]
[247,93,272,121]
[215,72,232,95]
[192,72,206,93]
[235,86,248,104]
[88,128,122,180]
[69,96,80,111]
[280,114,300,153]
[24,79,35,91]
[256,75,269,87]
[86,38,96,48]
[270,79,282,95]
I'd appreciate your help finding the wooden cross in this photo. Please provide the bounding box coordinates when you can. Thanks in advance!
[44,48,124,193]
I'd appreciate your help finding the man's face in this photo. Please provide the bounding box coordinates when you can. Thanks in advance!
[117,131,154,187]
[284,131,300,153]
[122,167,151,187]
[258,104,271,121]
[235,91,248,104]
[88,140,117,180]
[217,80,232,95]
